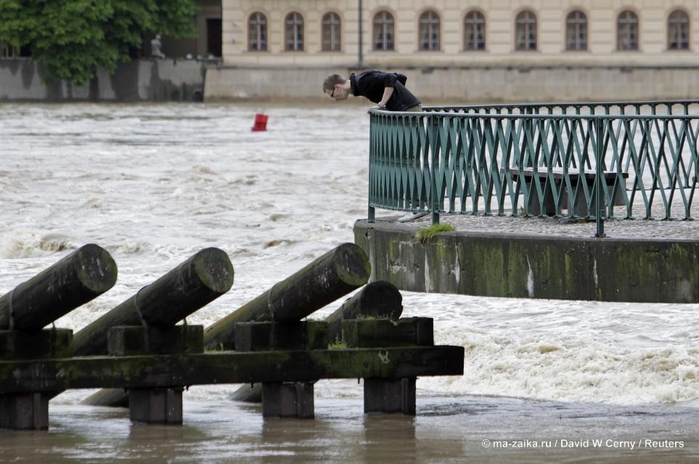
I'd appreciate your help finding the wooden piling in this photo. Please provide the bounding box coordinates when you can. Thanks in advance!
[0,328,72,430]
[204,242,370,350]
[230,280,403,403]
[79,325,205,422]
[0,242,466,428]
[0,393,50,430]
[0,244,117,332]
[84,244,370,408]
[364,378,417,415]
[129,388,184,425]
[72,247,233,356]
[261,382,315,419]
[326,280,403,342]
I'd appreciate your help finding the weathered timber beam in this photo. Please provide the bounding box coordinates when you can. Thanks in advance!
[0,346,464,392]
[204,243,370,350]
[230,280,403,402]
[0,244,117,332]
[72,247,233,356]
[327,280,403,342]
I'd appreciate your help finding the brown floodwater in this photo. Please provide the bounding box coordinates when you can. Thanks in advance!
[1,389,698,463]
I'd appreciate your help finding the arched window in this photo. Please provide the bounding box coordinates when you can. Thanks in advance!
[464,11,486,51]
[322,12,341,52]
[566,10,587,50]
[617,10,639,50]
[373,11,394,51]
[668,10,689,50]
[248,12,267,52]
[285,12,304,51]
[515,11,537,51]
[419,11,440,51]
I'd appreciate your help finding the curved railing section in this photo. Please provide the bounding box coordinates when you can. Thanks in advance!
[368,100,699,234]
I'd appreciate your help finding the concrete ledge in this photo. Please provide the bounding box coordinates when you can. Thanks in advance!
[353,218,699,303]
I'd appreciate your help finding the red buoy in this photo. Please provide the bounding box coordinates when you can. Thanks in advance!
[251,113,268,131]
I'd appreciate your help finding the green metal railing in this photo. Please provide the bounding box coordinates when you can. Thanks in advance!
[367,100,699,235]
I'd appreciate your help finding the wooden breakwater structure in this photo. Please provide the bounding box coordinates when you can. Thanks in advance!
[0,243,464,430]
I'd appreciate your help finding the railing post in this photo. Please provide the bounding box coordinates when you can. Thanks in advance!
[524,108,534,168]
[595,117,606,238]
[429,115,440,224]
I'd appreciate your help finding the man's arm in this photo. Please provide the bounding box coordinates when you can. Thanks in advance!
[376,71,399,107]
[378,86,394,108]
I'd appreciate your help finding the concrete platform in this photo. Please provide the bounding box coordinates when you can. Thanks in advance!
[354,213,699,303]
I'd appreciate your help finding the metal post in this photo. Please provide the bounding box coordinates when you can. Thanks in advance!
[595,117,605,238]
[429,115,440,224]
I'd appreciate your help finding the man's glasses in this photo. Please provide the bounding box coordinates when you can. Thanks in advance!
[330,87,336,99]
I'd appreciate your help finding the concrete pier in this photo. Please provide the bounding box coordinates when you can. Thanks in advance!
[354,215,699,304]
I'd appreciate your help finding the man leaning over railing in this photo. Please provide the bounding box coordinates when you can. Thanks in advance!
[322,70,421,111]
[323,71,426,219]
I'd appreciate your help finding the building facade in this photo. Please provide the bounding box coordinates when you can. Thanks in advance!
[163,0,222,59]
[206,0,699,102]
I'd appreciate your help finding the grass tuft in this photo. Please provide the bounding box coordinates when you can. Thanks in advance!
[416,223,456,243]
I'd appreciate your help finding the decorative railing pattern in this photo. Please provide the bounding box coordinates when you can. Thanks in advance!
[368,100,699,233]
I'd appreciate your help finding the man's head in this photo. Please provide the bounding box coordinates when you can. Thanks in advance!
[323,74,350,101]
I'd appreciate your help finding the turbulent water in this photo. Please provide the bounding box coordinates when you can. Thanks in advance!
[1,102,698,462]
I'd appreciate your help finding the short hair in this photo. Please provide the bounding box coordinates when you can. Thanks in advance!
[322,74,346,92]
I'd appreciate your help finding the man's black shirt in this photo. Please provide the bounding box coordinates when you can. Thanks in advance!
[350,70,421,111]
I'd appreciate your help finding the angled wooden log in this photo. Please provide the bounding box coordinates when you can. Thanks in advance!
[72,247,233,357]
[0,244,117,332]
[326,280,403,342]
[231,280,403,402]
[81,387,130,407]
[204,242,370,351]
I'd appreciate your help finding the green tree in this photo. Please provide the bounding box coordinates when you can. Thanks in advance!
[0,0,198,85]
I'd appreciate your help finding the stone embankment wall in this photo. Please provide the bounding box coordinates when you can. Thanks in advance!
[0,59,208,102]
[354,219,699,304]
[4,61,699,103]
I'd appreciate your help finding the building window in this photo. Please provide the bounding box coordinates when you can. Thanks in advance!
[566,10,587,50]
[515,11,537,51]
[464,11,486,51]
[373,11,394,51]
[248,12,267,52]
[668,10,689,50]
[285,12,304,51]
[617,10,639,50]
[419,11,440,51]
[322,12,341,52]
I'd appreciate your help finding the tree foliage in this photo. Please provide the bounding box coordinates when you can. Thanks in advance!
[0,0,198,85]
